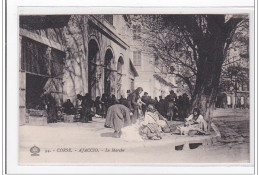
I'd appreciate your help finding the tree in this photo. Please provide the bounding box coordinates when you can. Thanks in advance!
[221,64,249,88]
[219,17,249,97]
[127,15,248,131]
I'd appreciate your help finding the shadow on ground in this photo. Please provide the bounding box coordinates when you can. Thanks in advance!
[100,132,115,138]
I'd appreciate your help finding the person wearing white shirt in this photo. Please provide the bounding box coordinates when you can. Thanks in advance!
[185,108,207,132]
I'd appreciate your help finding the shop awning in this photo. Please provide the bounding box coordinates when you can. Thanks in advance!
[129,60,139,77]
[20,15,71,29]
[153,74,177,88]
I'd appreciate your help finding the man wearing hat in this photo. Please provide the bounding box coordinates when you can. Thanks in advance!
[141,92,150,115]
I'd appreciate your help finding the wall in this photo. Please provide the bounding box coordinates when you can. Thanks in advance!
[19,15,137,110]
[62,15,135,103]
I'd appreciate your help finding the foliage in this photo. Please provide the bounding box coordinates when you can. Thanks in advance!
[127,15,248,97]
[219,65,249,92]
[127,14,249,130]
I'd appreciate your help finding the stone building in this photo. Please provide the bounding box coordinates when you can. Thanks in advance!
[130,47,176,98]
[19,15,139,125]
[62,15,138,101]
[126,19,177,98]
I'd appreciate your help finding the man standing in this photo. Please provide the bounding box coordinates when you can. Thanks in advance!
[157,96,166,117]
[165,90,178,121]
[141,92,150,115]
[177,95,183,118]
[81,93,94,123]
[126,90,131,108]
[182,93,190,119]
[41,91,57,123]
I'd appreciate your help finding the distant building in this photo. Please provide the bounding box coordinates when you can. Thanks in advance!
[126,17,177,98]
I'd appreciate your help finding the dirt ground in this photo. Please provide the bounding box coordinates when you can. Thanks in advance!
[19,108,250,164]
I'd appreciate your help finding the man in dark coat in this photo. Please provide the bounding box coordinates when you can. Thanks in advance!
[81,93,94,123]
[177,95,183,119]
[104,104,131,138]
[154,97,159,110]
[182,93,190,119]
[126,90,131,107]
[101,93,108,118]
[41,92,57,123]
[157,96,166,117]
[94,96,103,116]
[141,92,150,115]
[165,90,178,121]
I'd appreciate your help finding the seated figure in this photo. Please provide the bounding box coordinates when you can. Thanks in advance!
[140,104,170,140]
[180,108,208,135]
[62,99,75,115]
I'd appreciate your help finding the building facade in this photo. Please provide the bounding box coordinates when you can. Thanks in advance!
[128,23,177,98]
[19,15,139,125]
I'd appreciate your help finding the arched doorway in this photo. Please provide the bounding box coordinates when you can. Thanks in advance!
[88,39,99,100]
[104,49,114,96]
[216,92,228,108]
[117,56,124,98]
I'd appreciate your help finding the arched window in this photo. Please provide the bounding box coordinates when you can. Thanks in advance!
[88,39,99,100]
[104,49,114,96]
[117,56,124,98]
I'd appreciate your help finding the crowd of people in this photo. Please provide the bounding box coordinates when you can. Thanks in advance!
[42,87,208,139]
[104,98,208,140]
[98,87,207,139]
[60,88,191,123]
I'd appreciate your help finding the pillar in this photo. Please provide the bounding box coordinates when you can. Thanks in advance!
[19,36,26,125]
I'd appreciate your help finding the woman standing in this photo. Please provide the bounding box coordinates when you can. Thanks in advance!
[128,87,143,124]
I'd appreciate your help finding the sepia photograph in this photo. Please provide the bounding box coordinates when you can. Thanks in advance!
[18,13,251,164]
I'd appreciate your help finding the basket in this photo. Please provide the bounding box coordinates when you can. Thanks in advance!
[63,114,75,123]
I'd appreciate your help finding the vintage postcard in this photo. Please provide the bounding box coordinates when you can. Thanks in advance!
[18,12,252,165]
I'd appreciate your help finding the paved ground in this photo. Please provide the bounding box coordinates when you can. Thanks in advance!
[212,108,250,145]
[19,108,250,164]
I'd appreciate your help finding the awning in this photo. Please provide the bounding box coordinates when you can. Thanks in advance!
[153,74,177,88]
[20,15,71,29]
[129,60,138,77]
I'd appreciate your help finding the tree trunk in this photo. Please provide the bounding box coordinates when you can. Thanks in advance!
[191,33,226,132]
[190,15,244,132]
